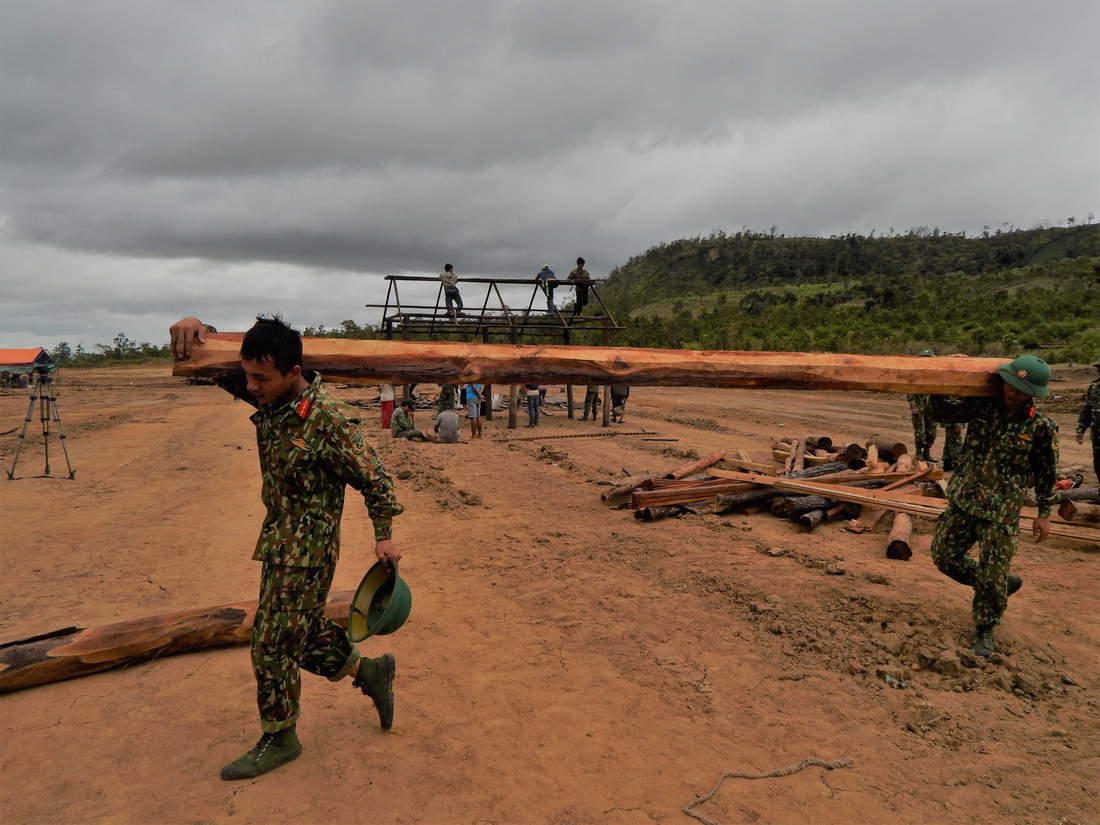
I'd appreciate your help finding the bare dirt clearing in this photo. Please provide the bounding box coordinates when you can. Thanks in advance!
[1,363,1097,825]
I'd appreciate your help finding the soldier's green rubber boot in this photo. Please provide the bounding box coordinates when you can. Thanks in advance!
[220,727,302,781]
[970,625,996,657]
[353,653,395,730]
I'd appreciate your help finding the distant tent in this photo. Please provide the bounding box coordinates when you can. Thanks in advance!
[0,348,55,375]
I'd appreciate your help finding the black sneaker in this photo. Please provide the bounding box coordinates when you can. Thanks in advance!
[970,625,996,657]
[1007,574,1023,596]
[220,729,302,780]
[354,653,395,730]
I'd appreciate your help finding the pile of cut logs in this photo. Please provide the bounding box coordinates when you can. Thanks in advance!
[609,435,1100,551]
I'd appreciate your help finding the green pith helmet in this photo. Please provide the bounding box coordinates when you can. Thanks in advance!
[348,560,412,642]
[919,349,935,357]
[1093,356,1100,367]
[997,355,1051,398]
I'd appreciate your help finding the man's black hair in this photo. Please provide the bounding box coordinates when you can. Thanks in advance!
[576,257,585,265]
[444,263,453,272]
[240,315,303,375]
[400,398,414,409]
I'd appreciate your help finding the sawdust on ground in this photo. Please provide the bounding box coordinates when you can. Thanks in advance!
[0,363,1097,825]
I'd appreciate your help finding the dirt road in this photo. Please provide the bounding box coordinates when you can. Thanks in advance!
[1,364,1096,825]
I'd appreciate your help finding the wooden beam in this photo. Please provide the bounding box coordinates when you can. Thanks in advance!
[173,334,1005,395]
[0,592,354,694]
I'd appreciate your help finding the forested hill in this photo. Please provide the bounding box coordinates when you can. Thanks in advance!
[596,224,1100,362]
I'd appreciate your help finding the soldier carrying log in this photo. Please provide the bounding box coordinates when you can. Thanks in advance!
[929,355,1059,658]
[170,316,404,780]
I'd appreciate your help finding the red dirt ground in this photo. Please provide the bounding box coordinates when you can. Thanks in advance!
[1,363,1097,825]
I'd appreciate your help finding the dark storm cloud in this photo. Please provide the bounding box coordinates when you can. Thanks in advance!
[0,0,1096,348]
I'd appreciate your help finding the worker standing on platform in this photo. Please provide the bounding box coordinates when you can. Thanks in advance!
[440,264,463,318]
[567,257,591,317]
[536,265,558,315]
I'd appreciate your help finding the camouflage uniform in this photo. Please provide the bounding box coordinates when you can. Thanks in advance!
[1077,377,1100,482]
[435,383,458,414]
[390,407,426,441]
[567,266,591,316]
[929,396,1058,628]
[906,393,937,460]
[220,372,403,733]
[583,385,600,420]
[941,421,966,472]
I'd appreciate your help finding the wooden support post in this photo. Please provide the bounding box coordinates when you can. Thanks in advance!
[567,385,575,419]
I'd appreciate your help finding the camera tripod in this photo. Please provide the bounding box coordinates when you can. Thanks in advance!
[7,369,75,479]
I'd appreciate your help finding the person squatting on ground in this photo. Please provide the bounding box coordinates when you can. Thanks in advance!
[391,398,430,441]
[582,385,600,421]
[610,383,629,424]
[929,355,1058,658]
[168,316,403,781]
[524,384,540,426]
[435,404,461,443]
[466,382,484,439]
[440,264,463,318]
[1075,356,1100,483]
[567,257,591,317]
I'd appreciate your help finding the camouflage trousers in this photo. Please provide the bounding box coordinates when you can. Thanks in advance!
[931,504,1018,628]
[911,411,936,454]
[1092,432,1100,484]
[583,387,600,418]
[252,562,360,733]
[942,424,965,469]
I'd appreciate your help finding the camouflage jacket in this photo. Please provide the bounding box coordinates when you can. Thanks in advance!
[567,267,591,282]
[931,396,1058,521]
[906,393,932,415]
[390,407,417,438]
[1077,379,1100,433]
[219,372,402,567]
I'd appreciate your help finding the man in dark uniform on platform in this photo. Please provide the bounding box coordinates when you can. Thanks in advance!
[170,316,404,780]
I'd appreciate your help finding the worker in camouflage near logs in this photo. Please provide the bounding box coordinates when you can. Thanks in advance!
[929,355,1058,658]
[1075,356,1100,483]
[907,349,965,469]
[169,316,404,780]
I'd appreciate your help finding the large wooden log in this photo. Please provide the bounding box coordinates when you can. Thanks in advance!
[1058,499,1100,524]
[886,513,915,560]
[0,592,354,694]
[173,334,1005,395]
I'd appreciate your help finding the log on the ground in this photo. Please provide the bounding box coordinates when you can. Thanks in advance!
[713,488,783,512]
[1058,499,1100,524]
[805,436,834,451]
[173,335,1005,395]
[797,510,826,531]
[0,592,355,694]
[867,440,908,463]
[631,479,754,509]
[886,513,915,560]
[784,439,807,474]
[634,505,684,522]
[784,495,842,518]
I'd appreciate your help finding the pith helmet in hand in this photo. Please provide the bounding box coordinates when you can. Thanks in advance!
[997,355,1051,398]
[348,560,412,642]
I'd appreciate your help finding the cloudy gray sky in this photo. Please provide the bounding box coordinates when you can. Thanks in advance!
[1,0,1097,352]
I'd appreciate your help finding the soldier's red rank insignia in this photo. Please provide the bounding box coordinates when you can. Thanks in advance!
[1028,405,1035,418]
[296,397,312,419]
